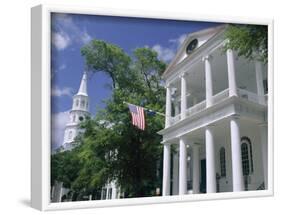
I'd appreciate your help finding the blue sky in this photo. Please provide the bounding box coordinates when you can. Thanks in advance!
[51,13,221,149]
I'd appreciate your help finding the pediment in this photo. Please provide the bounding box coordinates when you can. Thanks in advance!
[163,25,227,77]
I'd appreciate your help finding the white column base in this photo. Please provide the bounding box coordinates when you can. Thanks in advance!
[205,126,216,193]
[172,146,179,195]
[162,143,171,196]
[260,123,268,189]
[230,116,245,192]
[179,137,187,195]
[192,144,200,194]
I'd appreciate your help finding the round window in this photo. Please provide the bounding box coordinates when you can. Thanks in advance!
[186,39,198,54]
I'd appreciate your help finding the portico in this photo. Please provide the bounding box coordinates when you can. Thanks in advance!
[159,25,268,196]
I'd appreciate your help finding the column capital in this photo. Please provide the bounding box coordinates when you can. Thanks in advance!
[165,83,171,89]
[179,72,188,79]
[202,55,213,62]
[192,142,201,147]
[178,135,185,141]
[230,114,240,120]
[162,141,172,146]
[205,123,216,129]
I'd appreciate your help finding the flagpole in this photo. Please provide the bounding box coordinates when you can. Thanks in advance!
[123,101,165,117]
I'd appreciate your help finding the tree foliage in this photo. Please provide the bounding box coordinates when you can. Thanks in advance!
[51,41,167,199]
[224,24,268,63]
[81,40,131,89]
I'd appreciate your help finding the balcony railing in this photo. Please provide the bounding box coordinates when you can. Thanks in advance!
[238,88,266,105]
[169,88,265,126]
[170,114,181,125]
[213,88,229,104]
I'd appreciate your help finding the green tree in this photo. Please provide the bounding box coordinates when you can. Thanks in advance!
[51,42,167,199]
[81,40,131,89]
[51,147,81,189]
[224,24,268,63]
[78,44,166,198]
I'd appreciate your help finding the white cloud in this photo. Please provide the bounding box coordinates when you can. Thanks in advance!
[152,44,176,62]
[52,31,71,51]
[169,34,187,48]
[51,111,70,150]
[58,64,66,71]
[81,31,92,44]
[52,14,93,51]
[51,86,73,97]
[151,34,187,63]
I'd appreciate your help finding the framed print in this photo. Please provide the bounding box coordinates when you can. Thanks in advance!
[31,4,274,211]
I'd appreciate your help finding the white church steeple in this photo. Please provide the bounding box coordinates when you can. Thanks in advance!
[77,71,88,96]
[62,71,90,151]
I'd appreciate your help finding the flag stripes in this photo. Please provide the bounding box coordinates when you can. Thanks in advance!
[128,104,145,130]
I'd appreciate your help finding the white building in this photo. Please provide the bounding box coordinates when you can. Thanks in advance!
[158,25,268,196]
[52,71,119,202]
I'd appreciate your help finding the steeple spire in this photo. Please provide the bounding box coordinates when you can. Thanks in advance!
[77,71,88,96]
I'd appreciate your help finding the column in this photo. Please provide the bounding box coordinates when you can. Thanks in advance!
[162,143,171,196]
[259,123,268,189]
[106,185,109,199]
[203,55,214,107]
[179,137,187,195]
[205,126,216,193]
[230,116,244,192]
[227,49,238,97]
[172,146,179,195]
[165,84,172,128]
[180,73,187,120]
[192,144,200,194]
[111,182,117,199]
[255,61,266,104]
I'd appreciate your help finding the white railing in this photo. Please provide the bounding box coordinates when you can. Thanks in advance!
[168,88,266,126]
[170,114,181,125]
[237,88,266,105]
[186,100,206,117]
[213,88,229,104]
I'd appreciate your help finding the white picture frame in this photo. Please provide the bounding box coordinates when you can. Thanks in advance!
[31,4,274,211]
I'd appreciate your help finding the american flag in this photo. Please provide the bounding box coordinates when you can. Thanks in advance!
[128,104,145,130]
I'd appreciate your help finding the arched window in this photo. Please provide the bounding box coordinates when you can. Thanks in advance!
[241,137,254,176]
[220,147,226,177]
[81,100,85,108]
[72,115,76,122]
[75,99,79,107]
[68,130,73,140]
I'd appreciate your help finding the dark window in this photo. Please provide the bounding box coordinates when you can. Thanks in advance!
[241,143,250,176]
[220,147,226,177]
[241,137,254,175]
[108,188,112,199]
[263,79,268,94]
[101,188,107,200]
[68,130,73,139]
[81,100,85,108]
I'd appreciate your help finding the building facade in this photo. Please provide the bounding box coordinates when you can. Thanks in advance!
[158,25,268,196]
